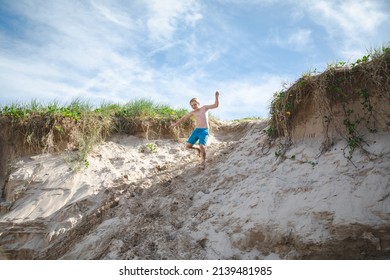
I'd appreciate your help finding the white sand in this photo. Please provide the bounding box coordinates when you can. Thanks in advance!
[1,121,389,259]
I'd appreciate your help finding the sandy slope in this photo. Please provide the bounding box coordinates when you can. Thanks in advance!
[0,120,389,259]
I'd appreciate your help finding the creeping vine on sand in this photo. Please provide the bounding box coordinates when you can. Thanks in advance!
[267,46,390,163]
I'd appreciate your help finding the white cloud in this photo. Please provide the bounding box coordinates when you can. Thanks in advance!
[0,0,209,106]
[145,0,202,43]
[185,12,203,26]
[1,0,388,120]
[304,0,390,58]
[0,56,82,102]
[310,0,387,35]
[211,75,289,120]
[288,29,312,50]
[91,0,133,28]
[268,28,313,52]
[216,0,278,5]
[0,0,291,119]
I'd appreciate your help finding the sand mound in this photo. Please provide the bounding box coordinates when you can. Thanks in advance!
[0,117,389,259]
[270,51,389,155]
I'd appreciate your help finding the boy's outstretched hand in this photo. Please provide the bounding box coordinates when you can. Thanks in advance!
[215,91,220,97]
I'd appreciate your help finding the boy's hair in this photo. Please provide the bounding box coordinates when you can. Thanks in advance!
[189,97,200,105]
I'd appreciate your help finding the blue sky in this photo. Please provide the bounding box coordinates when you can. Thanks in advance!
[0,0,389,120]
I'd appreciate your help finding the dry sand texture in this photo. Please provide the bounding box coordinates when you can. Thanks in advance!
[0,118,389,259]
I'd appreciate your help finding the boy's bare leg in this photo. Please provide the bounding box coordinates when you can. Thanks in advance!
[199,145,206,169]
[186,143,201,159]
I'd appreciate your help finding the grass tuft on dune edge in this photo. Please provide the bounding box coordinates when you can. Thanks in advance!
[267,45,390,161]
[0,99,191,171]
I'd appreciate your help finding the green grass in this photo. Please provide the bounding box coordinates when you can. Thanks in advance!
[115,98,187,118]
[0,98,189,171]
[267,43,390,162]
[0,99,91,121]
[0,98,188,120]
[268,44,390,138]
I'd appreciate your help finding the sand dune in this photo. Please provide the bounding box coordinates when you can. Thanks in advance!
[1,51,389,259]
[1,119,389,259]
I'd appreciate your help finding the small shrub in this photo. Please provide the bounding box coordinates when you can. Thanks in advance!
[146,143,157,153]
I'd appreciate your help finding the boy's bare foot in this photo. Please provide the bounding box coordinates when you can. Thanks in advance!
[200,161,205,170]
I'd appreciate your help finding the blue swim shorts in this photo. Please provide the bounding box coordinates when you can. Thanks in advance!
[187,128,209,146]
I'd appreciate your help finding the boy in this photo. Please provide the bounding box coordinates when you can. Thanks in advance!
[170,91,220,169]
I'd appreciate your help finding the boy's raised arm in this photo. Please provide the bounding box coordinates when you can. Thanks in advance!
[205,91,219,110]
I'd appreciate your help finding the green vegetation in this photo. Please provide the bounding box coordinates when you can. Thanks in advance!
[268,44,390,161]
[0,99,92,120]
[144,143,158,153]
[0,98,187,121]
[0,99,189,171]
[232,116,265,122]
[116,98,187,119]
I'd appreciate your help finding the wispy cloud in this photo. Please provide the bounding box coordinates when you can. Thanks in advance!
[1,0,388,119]
[303,0,390,58]
[310,0,387,35]
[268,28,313,52]
[145,0,202,43]
[91,0,133,28]
[212,74,289,119]
[0,1,205,101]
[216,0,278,5]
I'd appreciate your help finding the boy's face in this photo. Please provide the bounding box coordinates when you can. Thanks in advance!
[190,101,199,110]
